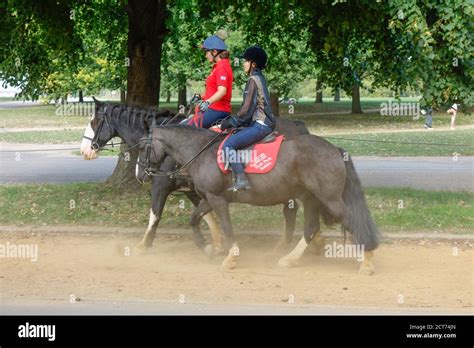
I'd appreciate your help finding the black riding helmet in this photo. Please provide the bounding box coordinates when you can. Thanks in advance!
[238,45,268,69]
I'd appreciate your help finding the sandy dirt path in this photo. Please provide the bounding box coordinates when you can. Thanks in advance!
[0,231,472,314]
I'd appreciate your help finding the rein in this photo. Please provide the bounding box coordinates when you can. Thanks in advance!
[141,128,225,179]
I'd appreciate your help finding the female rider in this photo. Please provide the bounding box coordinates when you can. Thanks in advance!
[194,30,233,128]
[219,45,276,191]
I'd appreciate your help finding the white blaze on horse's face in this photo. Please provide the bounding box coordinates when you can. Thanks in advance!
[80,115,99,160]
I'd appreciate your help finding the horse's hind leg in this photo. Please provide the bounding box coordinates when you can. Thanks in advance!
[321,197,375,274]
[278,198,319,267]
[274,200,298,251]
[306,209,325,255]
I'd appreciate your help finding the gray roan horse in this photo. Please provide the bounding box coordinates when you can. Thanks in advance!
[81,98,310,255]
[136,124,380,274]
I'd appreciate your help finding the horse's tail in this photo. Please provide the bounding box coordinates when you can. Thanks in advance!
[339,148,380,251]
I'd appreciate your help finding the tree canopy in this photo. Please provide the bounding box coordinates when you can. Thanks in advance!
[1,0,471,108]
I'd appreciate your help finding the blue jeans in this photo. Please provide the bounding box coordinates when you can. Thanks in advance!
[223,121,273,174]
[202,108,229,128]
[188,108,229,128]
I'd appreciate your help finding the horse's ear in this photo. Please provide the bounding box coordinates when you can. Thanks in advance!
[92,96,102,105]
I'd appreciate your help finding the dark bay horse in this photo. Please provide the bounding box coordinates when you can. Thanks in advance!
[80,98,310,255]
[136,125,380,274]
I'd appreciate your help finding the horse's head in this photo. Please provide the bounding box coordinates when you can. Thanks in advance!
[80,97,116,160]
[135,119,166,184]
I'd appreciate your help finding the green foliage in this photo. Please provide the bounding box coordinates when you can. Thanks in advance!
[385,0,474,107]
[1,0,471,109]
[0,0,126,101]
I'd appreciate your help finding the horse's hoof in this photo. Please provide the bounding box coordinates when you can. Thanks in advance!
[213,245,226,256]
[134,241,151,254]
[221,256,237,269]
[278,257,297,268]
[307,235,325,255]
[358,264,375,275]
[203,244,214,258]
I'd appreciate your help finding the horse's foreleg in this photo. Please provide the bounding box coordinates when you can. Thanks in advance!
[206,193,238,269]
[135,182,173,251]
[190,199,217,257]
[202,212,224,255]
[274,200,298,251]
[185,192,224,254]
[278,198,319,267]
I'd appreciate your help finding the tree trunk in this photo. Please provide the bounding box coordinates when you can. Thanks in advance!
[120,87,126,103]
[315,79,323,103]
[166,90,171,103]
[106,0,168,189]
[351,84,363,114]
[270,92,280,117]
[334,88,340,102]
[78,89,84,103]
[177,85,187,109]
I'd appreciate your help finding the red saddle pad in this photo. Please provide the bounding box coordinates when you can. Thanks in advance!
[216,133,285,174]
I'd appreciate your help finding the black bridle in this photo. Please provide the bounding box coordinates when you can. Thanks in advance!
[83,105,125,151]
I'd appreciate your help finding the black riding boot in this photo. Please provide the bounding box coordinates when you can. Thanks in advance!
[228,172,251,191]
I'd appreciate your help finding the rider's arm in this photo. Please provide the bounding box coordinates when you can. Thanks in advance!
[232,79,257,127]
[206,86,227,104]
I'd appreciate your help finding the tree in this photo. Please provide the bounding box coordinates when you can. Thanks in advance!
[106,0,168,188]
[0,0,168,188]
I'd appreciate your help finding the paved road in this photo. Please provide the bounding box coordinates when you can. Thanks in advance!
[0,143,473,191]
[0,298,462,315]
[0,101,42,109]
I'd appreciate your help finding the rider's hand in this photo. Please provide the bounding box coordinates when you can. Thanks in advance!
[198,100,210,112]
[190,93,201,104]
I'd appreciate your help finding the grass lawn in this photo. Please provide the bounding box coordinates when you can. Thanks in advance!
[0,130,85,144]
[0,105,88,128]
[1,127,471,157]
[326,129,474,156]
[0,97,16,102]
[0,183,472,234]
[2,98,471,130]
[287,112,474,135]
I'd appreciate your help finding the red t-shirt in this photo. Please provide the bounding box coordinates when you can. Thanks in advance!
[203,58,233,112]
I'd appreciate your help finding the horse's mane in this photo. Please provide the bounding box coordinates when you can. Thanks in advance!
[100,101,184,126]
